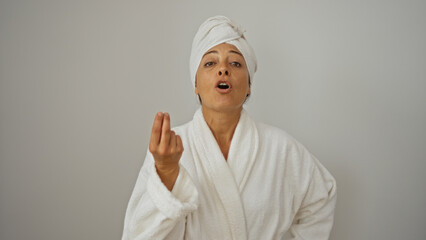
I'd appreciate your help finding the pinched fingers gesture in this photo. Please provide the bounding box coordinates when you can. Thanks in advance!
[149,112,184,172]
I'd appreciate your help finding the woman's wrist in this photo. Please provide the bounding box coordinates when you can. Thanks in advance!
[155,163,180,191]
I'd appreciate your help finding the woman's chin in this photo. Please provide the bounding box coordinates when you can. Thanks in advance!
[203,102,243,113]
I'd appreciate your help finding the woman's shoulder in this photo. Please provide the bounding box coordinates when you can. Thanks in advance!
[256,122,299,146]
[255,121,316,163]
[255,121,330,181]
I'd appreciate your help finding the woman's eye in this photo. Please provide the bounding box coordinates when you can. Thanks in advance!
[231,62,241,67]
[204,62,214,67]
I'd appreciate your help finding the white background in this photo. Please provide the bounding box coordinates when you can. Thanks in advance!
[1,0,425,239]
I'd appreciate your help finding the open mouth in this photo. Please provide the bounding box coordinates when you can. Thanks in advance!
[217,82,230,89]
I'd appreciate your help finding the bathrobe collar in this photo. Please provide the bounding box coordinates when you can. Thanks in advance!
[191,108,259,239]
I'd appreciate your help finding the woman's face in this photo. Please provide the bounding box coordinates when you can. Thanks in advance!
[195,43,250,113]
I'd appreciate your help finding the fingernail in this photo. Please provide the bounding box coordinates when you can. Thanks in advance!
[157,112,163,117]
[165,112,169,117]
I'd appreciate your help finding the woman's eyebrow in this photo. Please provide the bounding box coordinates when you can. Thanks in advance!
[203,50,243,58]
[229,50,243,56]
[203,50,218,57]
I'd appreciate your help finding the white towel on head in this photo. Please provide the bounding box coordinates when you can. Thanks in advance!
[189,15,257,88]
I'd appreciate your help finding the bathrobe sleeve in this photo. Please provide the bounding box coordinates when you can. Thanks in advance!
[288,153,337,240]
[121,150,198,240]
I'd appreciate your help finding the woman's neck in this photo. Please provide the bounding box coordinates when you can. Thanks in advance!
[201,107,242,159]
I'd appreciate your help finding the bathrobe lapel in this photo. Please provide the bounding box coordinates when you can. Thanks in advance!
[226,109,259,192]
[191,108,259,240]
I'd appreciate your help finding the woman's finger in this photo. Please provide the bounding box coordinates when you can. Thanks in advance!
[160,112,171,146]
[170,131,177,151]
[176,135,184,152]
[150,112,163,147]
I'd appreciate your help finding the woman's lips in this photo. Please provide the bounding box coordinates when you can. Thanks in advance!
[215,80,232,94]
[216,86,232,93]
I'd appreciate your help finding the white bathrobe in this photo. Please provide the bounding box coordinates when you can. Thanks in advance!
[122,109,337,240]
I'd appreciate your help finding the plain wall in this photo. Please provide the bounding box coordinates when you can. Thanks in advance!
[1,0,425,239]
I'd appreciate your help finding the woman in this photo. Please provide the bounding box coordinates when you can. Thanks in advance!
[122,16,336,240]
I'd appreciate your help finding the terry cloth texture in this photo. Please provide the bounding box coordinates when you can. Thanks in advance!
[189,15,257,88]
[121,108,337,240]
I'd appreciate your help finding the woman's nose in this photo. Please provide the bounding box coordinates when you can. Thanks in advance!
[218,70,229,76]
[218,64,229,76]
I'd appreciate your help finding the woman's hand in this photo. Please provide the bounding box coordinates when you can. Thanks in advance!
[149,112,184,191]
